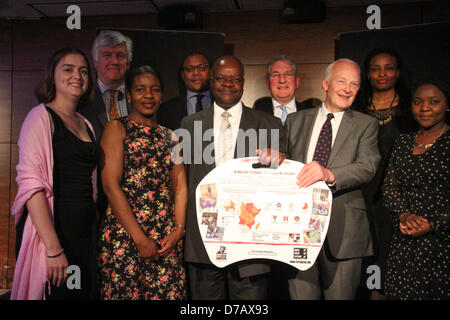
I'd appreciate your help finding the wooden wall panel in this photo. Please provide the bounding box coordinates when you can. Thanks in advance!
[9,145,18,209]
[0,143,11,289]
[7,144,18,289]
[13,19,96,71]
[242,63,327,107]
[203,5,422,65]
[0,20,12,71]
[0,72,11,143]
[11,71,42,143]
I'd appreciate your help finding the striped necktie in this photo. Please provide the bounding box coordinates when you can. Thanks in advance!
[218,111,233,166]
[108,89,120,120]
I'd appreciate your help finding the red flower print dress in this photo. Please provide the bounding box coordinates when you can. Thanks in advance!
[98,118,186,300]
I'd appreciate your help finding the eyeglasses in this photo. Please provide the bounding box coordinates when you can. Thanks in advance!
[213,76,243,85]
[183,64,209,73]
[269,72,296,79]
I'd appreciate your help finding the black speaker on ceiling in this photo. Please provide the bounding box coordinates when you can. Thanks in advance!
[281,0,326,23]
[158,5,203,29]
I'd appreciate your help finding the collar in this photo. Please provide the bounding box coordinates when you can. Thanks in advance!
[319,102,345,120]
[97,78,126,95]
[213,101,243,119]
[272,97,297,112]
[186,89,211,100]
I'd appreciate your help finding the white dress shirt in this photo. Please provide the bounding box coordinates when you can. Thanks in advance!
[98,79,128,120]
[272,97,297,119]
[213,102,243,166]
[306,103,345,164]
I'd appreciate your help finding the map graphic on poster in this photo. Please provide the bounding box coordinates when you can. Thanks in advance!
[195,157,332,271]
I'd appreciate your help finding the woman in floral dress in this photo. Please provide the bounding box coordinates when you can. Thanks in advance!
[98,66,187,299]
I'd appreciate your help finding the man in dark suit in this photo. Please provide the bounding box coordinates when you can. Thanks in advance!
[78,30,133,140]
[286,58,380,299]
[78,30,133,220]
[180,55,286,300]
[158,52,212,130]
[254,55,311,124]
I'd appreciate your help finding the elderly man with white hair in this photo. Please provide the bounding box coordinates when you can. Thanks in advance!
[286,58,380,300]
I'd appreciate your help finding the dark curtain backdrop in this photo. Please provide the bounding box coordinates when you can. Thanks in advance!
[337,21,450,88]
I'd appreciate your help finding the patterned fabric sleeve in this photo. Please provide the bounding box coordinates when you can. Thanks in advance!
[434,212,449,238]
[382,135,410,227]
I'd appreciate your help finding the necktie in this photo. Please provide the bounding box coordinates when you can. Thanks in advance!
[218,111,233,166]
[279,105,288,125]
[313,113,334,167]
[109,89,120,120]
[195,94,204,113]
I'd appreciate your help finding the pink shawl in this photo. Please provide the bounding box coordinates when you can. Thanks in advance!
[10,104,97,300]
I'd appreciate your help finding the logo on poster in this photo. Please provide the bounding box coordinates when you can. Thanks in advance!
[216,246,227,261]
[293,248,308,260]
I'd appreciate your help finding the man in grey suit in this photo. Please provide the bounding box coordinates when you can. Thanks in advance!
[180,55,286,299]
[286,58,380,299]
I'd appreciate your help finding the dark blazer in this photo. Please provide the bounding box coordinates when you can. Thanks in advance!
[157,94,188,131]
[78,84,131,141]
[77,83,131,219]
[180,104,287,278]
[285,107,380,259]
[157,91,213,131]
[253,96,311,115]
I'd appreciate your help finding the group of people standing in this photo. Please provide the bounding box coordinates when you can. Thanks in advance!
[10,29,449,300]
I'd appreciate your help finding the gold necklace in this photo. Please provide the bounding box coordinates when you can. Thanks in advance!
[414,124,447,149]
[369,93,397,125]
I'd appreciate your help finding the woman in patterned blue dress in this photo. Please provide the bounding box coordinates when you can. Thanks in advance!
[382,79,449,299]
[98,66,187,299]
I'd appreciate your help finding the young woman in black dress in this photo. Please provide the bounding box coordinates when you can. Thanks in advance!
[12,47,98,300]
[356,48,413,299]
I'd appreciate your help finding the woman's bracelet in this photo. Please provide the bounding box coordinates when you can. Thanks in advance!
[174,224,185,234]
[47,249,64,258]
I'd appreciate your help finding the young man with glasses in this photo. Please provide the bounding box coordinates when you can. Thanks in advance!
[157,52,213,130]
[254,55,312,125]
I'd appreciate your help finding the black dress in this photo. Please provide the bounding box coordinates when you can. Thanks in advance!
[45,107,99,300]
[362,104,412,291]
[382,130,450,299]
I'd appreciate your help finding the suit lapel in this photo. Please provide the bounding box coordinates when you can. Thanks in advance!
[182,91,189,117]
[235,105,255,158]
[264,99,274,114]
[200,108,216,175]
[94,87,108,128]
[300,108,319,163]
[328,109,354,166]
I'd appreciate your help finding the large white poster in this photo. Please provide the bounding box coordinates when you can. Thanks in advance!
[195,157,332,271]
